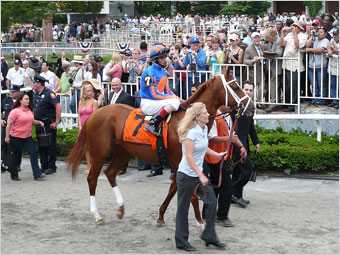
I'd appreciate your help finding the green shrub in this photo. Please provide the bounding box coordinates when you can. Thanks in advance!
[32,125,339,174]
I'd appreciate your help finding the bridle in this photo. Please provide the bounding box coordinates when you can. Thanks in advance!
[220,74,251,116]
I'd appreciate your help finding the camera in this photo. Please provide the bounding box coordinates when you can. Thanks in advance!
[68,78,74,84]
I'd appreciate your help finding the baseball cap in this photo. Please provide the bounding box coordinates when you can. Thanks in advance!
[249,26,257,32]
[333,27,339,35]
[229,34,238,41]
[312,20,321,26]
[14,59,21,65]
[25,50,31,54]
[190,37,200,44]
[251,32,261,38]
[9,85,21,92]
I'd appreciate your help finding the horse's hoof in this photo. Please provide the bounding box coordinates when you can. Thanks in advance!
[117,206,124,219]
[96,218,104,225]
[196,220,205,231]
[157,220,165,227]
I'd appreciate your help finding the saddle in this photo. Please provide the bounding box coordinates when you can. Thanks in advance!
[122,109,170,167]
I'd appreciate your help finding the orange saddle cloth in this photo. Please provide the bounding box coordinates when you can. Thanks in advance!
[122,109,168,150]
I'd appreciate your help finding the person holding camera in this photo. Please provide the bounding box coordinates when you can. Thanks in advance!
[32,75,61,175]
[69,56,86,114]
[206,37,225,75]
[183,37,207,99]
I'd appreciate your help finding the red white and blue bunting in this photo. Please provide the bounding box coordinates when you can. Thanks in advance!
[78,42,93,53]
[116,42,130,51]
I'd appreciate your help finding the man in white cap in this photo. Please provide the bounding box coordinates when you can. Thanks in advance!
[243,32,266,106]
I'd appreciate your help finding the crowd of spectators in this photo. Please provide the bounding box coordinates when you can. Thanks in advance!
[2,11,339,113]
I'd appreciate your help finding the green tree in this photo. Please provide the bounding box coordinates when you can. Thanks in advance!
[191,1,222,16]
[1,1,103,32]
[304,1,322,19]
[219,1,271,17]
[134,1,192,16]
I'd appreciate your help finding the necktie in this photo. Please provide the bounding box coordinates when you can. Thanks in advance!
[111,93,117,104]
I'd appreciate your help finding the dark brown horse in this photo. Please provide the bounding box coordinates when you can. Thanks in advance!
[67,73,254,225]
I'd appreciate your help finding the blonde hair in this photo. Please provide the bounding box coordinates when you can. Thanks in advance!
[177,102,206,143]
[111,53,122,67]
[79,84,94,107]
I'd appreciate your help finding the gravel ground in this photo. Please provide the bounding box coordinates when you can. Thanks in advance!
[1,158,339,254]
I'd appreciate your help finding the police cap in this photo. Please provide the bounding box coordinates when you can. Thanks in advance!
[9,84,21,92]
[33,74,48,85]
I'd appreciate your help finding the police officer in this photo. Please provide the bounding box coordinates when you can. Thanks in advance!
[1,85,21,145]
[32,75,61,175]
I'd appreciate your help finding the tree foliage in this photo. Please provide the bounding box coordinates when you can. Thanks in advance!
[134,1,221,16]
[1,1,103,32]
[304,1,323,19]
[219,1,271,16]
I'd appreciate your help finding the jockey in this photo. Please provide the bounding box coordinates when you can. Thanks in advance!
[140,44,181,135]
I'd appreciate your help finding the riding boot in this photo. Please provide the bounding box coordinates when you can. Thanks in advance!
[144,112,164,136]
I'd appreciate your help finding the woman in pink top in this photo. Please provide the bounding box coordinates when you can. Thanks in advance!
[5,93,45,181]
[78,82,98,174]
[105,53,123,80]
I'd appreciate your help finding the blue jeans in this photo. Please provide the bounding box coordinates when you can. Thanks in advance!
[142,162,162,172]
[35,125,57,170]
[309,67,327,104]
[9,136,42,179]
[69,90,80,114]
[330,75,339,104]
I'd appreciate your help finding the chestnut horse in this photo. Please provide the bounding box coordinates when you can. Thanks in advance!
[67,73,254,225]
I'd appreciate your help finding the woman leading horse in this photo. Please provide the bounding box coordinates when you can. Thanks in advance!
[67,72,254,225]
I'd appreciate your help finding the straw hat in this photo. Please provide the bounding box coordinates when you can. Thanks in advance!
[292,20,304,31]
[71,55,84,64]
[82,79,101,91]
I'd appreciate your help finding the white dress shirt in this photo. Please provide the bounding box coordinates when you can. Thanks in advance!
[110,88,123,104]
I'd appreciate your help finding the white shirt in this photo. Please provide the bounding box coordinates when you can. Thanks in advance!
[282,32,308,72]
[6,67,25,86]
[40,70,59,91]
[110,88,123,104]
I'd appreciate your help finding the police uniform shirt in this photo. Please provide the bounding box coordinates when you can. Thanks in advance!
[6,67,25,86]
[33,87,60,120]
[1,97,15,121]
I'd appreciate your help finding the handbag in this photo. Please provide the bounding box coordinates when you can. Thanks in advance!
[1,143,16,174]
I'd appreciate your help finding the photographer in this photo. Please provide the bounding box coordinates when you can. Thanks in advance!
[69,56,86,114]
[183,37,207,99]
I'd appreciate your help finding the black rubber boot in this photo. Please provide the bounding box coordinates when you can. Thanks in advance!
[144,112,164,136]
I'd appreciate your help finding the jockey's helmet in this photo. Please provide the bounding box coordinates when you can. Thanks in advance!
[150,45,170,61]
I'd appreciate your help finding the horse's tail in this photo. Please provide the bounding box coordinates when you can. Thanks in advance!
[66,121,88,180]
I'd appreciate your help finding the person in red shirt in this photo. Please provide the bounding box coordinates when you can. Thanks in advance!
[203,105,247,226]
[5,93,45,181]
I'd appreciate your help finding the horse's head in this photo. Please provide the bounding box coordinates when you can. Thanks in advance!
[218,72,254,116]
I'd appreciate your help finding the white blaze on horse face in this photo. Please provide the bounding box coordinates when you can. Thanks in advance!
[90,196,101,219]
[112,186,124,207]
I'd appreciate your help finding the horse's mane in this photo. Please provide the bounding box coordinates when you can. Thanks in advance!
[182,77,216,108]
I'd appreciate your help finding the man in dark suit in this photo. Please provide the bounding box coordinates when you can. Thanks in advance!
[109,77,134,175]
[108,77,134,107]
[231,80,260,208]
[243,33,267,107]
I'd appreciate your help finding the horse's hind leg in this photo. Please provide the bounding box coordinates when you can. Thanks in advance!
[191,195,205,230]
[157,173,178,226]
[103,145,131,220]
[88,157,106,225]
